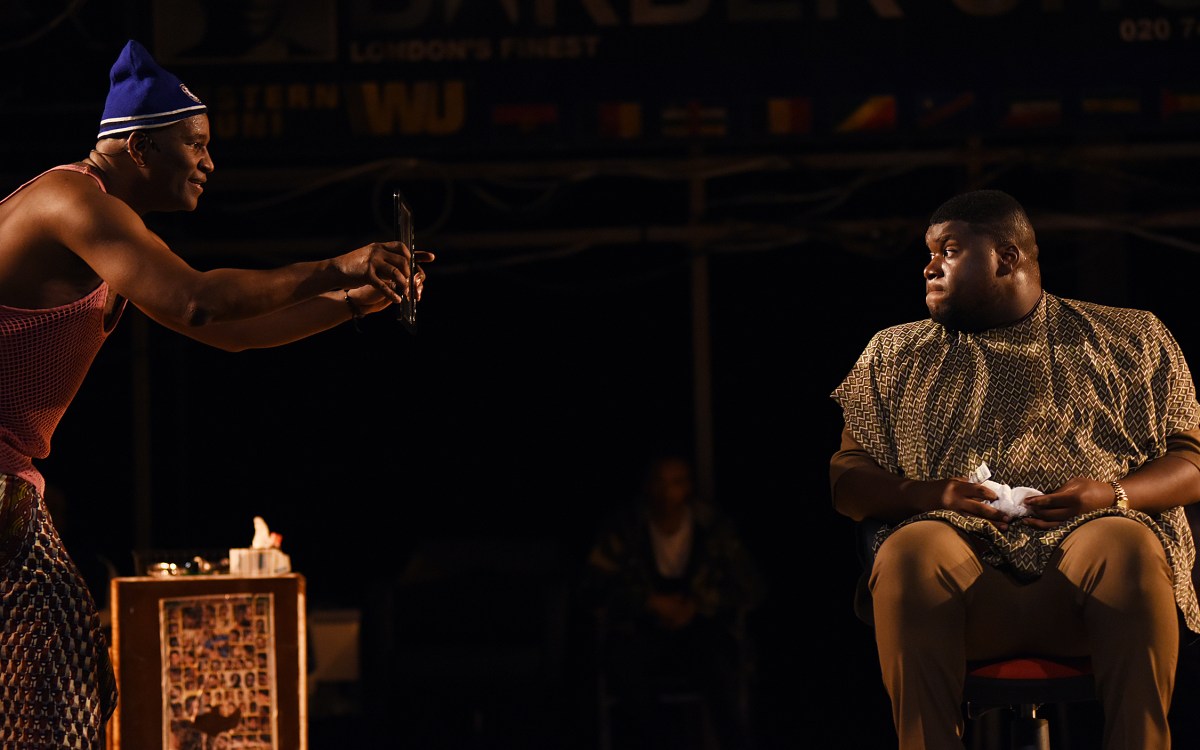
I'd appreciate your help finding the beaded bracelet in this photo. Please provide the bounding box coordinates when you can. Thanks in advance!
[343,290,364,332]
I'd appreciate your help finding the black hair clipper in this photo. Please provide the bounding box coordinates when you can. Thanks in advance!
[394,190,417,334]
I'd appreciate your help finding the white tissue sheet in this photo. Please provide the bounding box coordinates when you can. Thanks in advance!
[968,462,1042,518]
[251,515,273,548]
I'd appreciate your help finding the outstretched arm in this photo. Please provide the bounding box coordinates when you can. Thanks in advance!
[42,172,425,329]
[136,283,410,351]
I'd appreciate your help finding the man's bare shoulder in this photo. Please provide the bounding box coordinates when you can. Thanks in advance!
[3,166,143,241]
[2,166,113,219]
[0,166,147,304]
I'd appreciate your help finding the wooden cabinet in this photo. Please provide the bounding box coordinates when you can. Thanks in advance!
[108,574,307,750]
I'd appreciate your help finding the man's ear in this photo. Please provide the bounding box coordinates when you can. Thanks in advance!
[125,132,153,167]
[997,244,1020,275]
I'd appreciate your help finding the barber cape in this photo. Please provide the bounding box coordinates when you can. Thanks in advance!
[832,292,1200,633]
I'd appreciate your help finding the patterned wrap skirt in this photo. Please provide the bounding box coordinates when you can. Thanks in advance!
[0,474,117,748]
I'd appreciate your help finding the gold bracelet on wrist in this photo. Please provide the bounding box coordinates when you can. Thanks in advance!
[1110,480,1129,510]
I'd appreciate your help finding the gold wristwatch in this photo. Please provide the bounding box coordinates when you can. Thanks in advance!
[1110,480,1129,510]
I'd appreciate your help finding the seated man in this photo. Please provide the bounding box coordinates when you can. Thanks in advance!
[830,189,1200,749]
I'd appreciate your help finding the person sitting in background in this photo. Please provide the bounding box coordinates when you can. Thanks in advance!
[581,451,766,750]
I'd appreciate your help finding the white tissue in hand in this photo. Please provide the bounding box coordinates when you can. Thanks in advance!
[251,516,272,549]
[969,462,1041,518]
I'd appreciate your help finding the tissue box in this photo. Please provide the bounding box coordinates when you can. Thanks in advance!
[229,547,291,577]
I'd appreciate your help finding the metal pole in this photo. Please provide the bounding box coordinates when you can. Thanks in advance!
[689,149,715,503]
[130,311,153,553]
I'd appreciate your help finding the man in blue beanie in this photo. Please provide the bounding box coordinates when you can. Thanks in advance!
[0,39,432,748]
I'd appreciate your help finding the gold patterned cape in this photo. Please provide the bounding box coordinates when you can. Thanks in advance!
[832,293,1200,634]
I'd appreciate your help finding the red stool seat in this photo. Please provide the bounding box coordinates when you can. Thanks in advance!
[964,656,1096,750]
[966,655,1094,710]
[969,656,1093,680]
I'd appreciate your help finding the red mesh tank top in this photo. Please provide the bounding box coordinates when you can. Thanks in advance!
[0,164,126,496]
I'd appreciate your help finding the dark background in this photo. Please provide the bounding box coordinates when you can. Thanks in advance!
[4,1,1200,748]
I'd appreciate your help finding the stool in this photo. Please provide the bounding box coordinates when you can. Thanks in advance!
[964,656,1096,750]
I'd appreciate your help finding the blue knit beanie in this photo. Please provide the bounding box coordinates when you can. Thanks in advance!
[97,40,207,139]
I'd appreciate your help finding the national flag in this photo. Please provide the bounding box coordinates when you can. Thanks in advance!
[661,101,728,137]
[766,97,813,135]
[1161,89,1200,119]
[491,103,559,134]
[1080,95,1140,116]
[1077,92,1143,130]
[916,92,976,130]
[598,102,642,139]
[1000,97,1062,129]
[834,95,897,133]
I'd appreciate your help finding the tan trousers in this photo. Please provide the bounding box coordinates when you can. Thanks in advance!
[869,517,1179,750]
